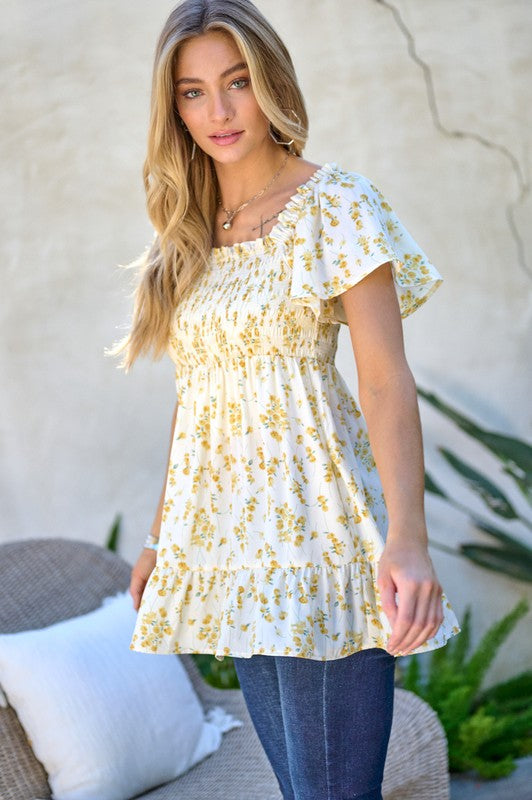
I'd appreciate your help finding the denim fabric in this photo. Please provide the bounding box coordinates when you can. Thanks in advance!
[232,647,396,800]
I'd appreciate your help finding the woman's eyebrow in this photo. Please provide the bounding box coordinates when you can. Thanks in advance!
[176,61,248,86]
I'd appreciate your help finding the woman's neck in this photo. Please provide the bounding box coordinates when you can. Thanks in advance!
[213,145,292,209]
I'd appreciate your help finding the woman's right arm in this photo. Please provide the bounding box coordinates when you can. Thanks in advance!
[129,400,178,611]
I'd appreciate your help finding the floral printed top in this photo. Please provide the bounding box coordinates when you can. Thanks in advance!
[129,162,461,661]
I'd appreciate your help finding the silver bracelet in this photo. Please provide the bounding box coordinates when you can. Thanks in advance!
[143,533,159,551]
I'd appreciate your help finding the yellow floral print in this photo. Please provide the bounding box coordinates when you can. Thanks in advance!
[130,162,461,661]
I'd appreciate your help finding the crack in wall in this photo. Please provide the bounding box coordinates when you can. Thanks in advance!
[374,0,531,280]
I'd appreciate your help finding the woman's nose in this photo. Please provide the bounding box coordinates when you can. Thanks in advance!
[209,92,233,123]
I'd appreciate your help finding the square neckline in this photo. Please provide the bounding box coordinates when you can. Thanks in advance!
[210,162,335,256]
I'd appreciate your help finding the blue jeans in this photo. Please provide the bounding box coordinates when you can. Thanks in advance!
[232,648,396,800]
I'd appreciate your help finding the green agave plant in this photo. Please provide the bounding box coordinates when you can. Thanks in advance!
[418,388,532,583]
[400,598,532,779]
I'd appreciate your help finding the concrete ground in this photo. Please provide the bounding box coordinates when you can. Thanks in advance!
[449,756,532,800]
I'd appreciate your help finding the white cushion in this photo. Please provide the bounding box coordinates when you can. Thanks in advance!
[0,590,241,800]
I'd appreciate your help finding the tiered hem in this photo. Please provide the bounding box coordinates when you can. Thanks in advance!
[129,559,461,661]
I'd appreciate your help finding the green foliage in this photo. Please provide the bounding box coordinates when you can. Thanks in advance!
[418,388,532,505]
[470,517,531,555]
[418,387,532,582]
[106,513,121,552]
[191,654,240,689]
[398,598,532,779]
[459,545,532,584]
[478,671,532,715]
[459,516,532,583]
[438,448,518,519]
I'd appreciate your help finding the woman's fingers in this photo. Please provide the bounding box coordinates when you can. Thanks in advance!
[423,587,445,642]
[391,579,432,654]
[129,550,157,611]
[376,571,399,632]
[129,573,146,611]
[390,580,443,655]
[386,583,418,654]
[378,539,445,656]
[131,585,144,611]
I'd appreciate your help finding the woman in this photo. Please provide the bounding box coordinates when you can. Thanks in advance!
[106,1,460,798]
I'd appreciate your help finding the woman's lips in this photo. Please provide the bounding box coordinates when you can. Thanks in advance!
[209,130,243,146]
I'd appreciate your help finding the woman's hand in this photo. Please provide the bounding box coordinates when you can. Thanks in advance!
[377,536,444,656]
[130,548,157,611]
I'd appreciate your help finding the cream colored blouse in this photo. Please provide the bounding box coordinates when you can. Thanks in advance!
[129,162,461,661]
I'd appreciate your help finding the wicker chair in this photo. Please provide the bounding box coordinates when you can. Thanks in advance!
[0,538,450,799]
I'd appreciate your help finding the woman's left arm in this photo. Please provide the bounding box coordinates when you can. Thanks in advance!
[340,261,444,656]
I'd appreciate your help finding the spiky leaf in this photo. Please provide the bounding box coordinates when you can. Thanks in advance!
[425,470,448,498]
[463,598,529,693]
[476,671,532,715]
[471,516,531,554]
[439,685,476,733]
[106,513,121,552]
[418,388,532,502]
[461,544,532,583]
[478,708,532,759]
[439,448,518,519]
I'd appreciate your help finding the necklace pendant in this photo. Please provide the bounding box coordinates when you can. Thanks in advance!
[222,220,232,230]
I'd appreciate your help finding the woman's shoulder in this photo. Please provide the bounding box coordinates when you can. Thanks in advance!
[292,162,386,229]
[282,160,397,246]
[289,161,443,323]
[286,158,371,194]
[313,162,380,196]
[281,160,381,219]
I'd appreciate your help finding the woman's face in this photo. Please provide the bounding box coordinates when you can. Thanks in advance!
[174,30,273,166]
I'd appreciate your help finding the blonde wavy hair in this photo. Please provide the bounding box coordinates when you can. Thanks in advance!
[105,0,308,373]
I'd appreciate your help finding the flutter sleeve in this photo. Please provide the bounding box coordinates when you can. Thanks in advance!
[288,169,443,325]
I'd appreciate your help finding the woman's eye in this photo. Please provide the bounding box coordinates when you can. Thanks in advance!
[181,78,248,100]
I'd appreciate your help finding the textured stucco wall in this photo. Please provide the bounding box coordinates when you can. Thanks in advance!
[1,0,531,683]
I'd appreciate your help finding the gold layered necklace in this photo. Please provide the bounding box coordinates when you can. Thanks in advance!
[216,152,289,231]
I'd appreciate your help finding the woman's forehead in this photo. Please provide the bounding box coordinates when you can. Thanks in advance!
[174,31,243,76]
